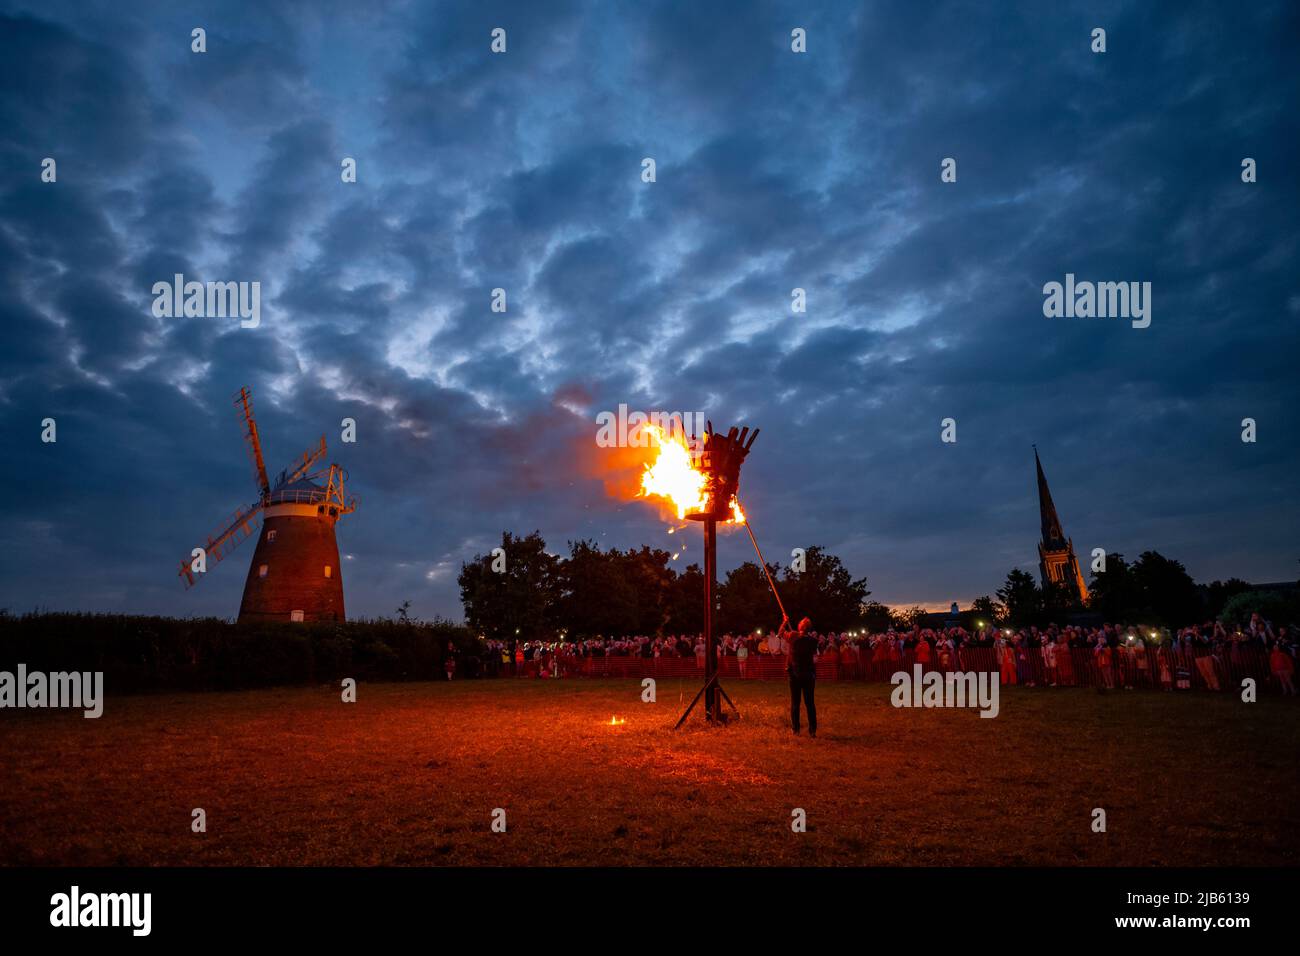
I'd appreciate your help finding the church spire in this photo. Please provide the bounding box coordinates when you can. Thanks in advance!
[1034,445,1089,604]
[1035,445,1065,547]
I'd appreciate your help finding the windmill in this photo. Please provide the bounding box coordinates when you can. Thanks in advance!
[178,387,357,623]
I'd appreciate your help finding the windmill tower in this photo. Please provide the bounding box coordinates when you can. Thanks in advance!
[178,387,357,623]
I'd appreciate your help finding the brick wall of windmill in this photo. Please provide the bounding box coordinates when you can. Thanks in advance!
[238,513,346,623]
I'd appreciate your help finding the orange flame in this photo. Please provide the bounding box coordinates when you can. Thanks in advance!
[639,425,706,519]
[638,425,745,524]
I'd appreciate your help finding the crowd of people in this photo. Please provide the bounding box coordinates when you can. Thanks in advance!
[458,613,1296,694]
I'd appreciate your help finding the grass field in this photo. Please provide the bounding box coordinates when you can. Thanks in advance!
[1,677,1297,866]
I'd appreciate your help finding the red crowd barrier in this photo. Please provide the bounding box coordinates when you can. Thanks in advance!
[502,645,1287,693]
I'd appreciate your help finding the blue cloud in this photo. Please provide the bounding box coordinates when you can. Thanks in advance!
[0,0,1296,620]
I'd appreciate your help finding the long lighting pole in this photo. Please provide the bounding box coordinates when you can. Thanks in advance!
[740,510,787,626]
[703,516,718,721]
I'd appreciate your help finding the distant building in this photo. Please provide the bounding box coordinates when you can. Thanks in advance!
[1035,447,1089,604]
[917,604,977,630]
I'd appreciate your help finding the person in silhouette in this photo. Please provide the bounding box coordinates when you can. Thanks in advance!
[779,615,818,737]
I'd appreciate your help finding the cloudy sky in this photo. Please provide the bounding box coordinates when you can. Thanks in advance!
[1,0,1296,622]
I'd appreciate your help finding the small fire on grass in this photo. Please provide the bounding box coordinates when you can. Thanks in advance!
[608,716,626,726]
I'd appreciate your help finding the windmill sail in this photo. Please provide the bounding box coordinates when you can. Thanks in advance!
[177,501,262,588]
[235,387,270,500]
[273,437,327,490]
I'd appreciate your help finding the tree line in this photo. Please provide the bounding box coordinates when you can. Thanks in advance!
[976,551,1298,629]
[461,534,1298,638]
[457,531,880,641]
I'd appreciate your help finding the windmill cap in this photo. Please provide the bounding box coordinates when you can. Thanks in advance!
[266,475,328,504]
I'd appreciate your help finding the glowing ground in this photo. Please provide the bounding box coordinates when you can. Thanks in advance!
[1,679,1296,866]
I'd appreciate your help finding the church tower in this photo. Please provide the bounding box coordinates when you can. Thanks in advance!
[1034,446,1089,603]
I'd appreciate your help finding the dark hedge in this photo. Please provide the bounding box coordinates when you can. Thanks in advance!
[0,612,479,693]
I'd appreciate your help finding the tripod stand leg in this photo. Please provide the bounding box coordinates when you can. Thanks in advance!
[674,681,709,729]
[675,673,740,727]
